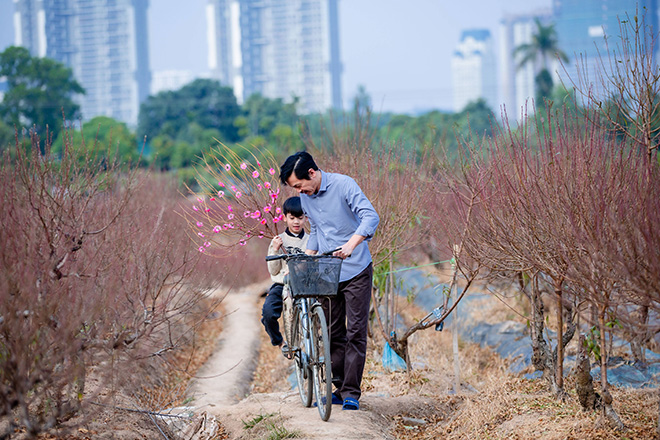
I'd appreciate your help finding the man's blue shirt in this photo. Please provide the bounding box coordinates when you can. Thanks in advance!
[300,171,379,282]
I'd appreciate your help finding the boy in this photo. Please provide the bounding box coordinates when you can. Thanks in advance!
[261,196,308,356]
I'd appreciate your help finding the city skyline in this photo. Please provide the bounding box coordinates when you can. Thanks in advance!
[12,0,650,117]
[148,0,551,114]
[2,0,553,115]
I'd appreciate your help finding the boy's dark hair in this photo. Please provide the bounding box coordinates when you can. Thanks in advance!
[279,151,318,185]
[282,196,304,217]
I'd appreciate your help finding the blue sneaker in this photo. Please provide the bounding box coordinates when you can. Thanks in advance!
[342,397,359,410]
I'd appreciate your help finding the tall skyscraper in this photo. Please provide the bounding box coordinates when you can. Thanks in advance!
[12,0,151,126]
[553,0,658,97]
[451,29,497,113]
[0,1,12,102]
[206,0,342,114]
[499,10,553,121]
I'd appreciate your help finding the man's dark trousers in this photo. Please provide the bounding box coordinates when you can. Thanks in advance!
[324,263,373,401]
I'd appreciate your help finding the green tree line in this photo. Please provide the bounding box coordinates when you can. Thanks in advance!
[0,45,498,184]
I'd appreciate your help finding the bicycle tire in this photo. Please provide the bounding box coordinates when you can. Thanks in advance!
[292,305,313,407]
[310,304,333,421]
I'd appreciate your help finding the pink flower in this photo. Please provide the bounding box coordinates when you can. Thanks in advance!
[198,232,205,237]
[228,213,234,220]
[245,231,252,238]
[239,239,246,246]
[257,184,263,190]
[275,207,281,214]
[260,218,267,225]
[252,170,260,178]
[264,182,271,189]
[217,191,225,197]
[240,162,247,170]
[227,205,233,212]
[205,208,211,212]
[213,225,221,233]
[278,214,284,221]
[222,223,230,230]
[218,181,225,187]
[231,185,237,192]
[224,164,231,171]
[251,210,261,219]
[273,216,280,223]
[263,206,271,213]
[197,197,204,203]
[236,192,242,198]
[210,197,216,201]
[204,241,211,247]
[257,160,262,166]
[269,168,275,175]
[196,221,203,227]
[193,205,199,211]
[243,210,251,218]
[258,231,264,238]
[198,246,206,253]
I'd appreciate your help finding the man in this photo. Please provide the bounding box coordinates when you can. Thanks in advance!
[279,151,379,411]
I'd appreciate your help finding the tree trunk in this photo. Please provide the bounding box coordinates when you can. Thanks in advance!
[529,274,559,394]
[598,305,626,430]
[575,333,599,410]
[597,307,609,395]
[554,279,564,390]
[630,304,649,366]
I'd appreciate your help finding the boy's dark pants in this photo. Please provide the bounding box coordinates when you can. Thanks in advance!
[262,283,284,346]
[323,263,373,402]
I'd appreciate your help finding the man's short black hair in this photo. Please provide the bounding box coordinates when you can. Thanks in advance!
[279,151,318,185]
[282,196,304,217]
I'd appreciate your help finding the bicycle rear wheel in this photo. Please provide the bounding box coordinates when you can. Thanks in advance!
[292,305,313,407]
[310,304,332,421]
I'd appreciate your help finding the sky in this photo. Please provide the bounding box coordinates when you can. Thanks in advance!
[1,0,552,114]
[149,0,552,114]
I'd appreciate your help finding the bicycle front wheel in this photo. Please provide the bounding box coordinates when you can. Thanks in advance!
[311,304,332,421]
[292,305,313,407]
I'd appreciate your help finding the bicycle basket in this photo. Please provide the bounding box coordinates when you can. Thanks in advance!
[287,255,343,298]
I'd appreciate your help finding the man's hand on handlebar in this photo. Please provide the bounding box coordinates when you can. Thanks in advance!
[333,234,365,259]
[332,244,355,259]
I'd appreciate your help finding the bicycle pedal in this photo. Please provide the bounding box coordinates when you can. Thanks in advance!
[281,344,293,359]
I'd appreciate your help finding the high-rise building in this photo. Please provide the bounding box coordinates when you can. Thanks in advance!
[499,10,553,121]
[451,29,497,113]
[0,1,11,103]
[553,0,658,97]
[206,0,342,114]
[12,0,151,126]
[0,1,13,52]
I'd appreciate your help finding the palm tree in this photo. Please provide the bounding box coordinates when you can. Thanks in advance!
[515,19,569,106]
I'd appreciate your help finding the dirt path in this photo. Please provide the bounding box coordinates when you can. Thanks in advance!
[189,281,270,408]
[188,280,408,439]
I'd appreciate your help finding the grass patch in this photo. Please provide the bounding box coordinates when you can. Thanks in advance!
[242,412,300,440]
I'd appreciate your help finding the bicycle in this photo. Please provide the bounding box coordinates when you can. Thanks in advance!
[265,250,342,421]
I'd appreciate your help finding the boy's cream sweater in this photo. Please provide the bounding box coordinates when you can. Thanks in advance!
[267,229,309,284]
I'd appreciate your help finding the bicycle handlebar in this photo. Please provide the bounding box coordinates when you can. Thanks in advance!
[265,248,342,262]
